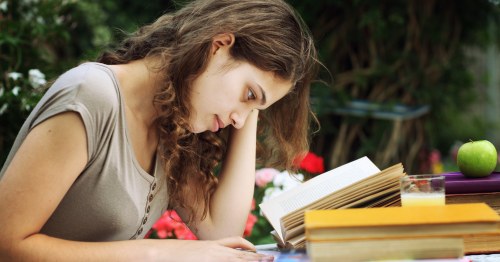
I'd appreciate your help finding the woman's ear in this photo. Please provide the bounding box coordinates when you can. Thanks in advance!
[211,33,235,55]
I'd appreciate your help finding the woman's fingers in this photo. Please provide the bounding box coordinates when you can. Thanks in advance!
[230,248,274,262]
[212,237,275,261]
[215,236,255,251]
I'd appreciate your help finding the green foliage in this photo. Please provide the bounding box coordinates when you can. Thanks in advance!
[246,212,275,245]
[246,183,275,245]
[0,0,176,164]
[1,0,66,162]
[77,0,175,61]
[0,0,113,163]
[289,0,500,172]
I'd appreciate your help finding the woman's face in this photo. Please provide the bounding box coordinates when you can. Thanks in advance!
[188,39,292,133]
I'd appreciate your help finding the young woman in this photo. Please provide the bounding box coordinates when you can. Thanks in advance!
[0,0,318,261]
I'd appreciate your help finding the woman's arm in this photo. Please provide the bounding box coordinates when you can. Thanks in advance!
[0,112,268,262]
[190,110,259,240]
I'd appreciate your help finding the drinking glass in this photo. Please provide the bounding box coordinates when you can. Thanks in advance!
[400,175,445,207]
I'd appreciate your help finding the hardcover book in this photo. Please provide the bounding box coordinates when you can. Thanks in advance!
[306,237,465,262]
[446,192,500,215]
[304,203,500,241]
[444,172,500,194]
[304,203,500,262]
[389,191,500,254]
[463,231,500,255]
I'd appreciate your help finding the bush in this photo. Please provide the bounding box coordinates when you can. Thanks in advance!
[0,0,112,164]
[289,0,500,172]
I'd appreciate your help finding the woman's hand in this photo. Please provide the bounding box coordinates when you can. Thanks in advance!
[144,237,274,262]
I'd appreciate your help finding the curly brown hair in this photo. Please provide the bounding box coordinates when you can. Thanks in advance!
[97,0,319,224]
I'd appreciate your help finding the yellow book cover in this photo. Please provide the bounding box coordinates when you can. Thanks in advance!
[305,203,500,241]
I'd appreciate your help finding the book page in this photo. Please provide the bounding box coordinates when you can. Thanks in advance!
[281,165,402,222]
[259,156,380,241]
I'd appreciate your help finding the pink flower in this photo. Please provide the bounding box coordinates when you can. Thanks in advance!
[255,168,280,187]
[429,149,441,165]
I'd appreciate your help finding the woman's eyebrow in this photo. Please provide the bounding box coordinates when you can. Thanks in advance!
[256,84,267,105]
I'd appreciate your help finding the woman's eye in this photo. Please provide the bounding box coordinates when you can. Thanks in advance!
[247,89,256,100]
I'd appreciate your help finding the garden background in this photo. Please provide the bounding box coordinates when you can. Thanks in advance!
[1,0,500,245]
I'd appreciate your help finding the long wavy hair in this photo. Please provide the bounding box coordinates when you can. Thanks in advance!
[98,0,319,225]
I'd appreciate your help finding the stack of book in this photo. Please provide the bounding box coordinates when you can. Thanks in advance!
[304,203,500,262]
[443,172,500,254]
[259,157,406,249]
[386,171,500,254]
[443,172,500,215]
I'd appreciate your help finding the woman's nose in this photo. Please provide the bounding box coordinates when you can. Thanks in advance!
[230,110,250,129]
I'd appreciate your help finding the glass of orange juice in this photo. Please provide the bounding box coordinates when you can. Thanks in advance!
[400,175,445,207]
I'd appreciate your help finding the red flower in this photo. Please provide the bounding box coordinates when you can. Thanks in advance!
[174,223,198,240]
[149,209,258,239]
[244,213,258,237]
[294,152,325,174]
[151,210,198,240]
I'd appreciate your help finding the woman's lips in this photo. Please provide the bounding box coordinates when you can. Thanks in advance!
[212,115,225,132]
[217,116,225,129]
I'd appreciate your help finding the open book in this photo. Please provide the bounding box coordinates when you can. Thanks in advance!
[259,156,405,249]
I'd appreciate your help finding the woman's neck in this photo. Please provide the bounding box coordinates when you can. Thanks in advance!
[110,59,161,128]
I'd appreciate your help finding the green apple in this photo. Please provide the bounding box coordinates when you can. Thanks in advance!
[457,140,498,178]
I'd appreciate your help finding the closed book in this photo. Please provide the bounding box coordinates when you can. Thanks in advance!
[305,203,500,241]
[307,237,464,262]
[463,230,500,255]
[444,172,500,194]
[446,192,500,215]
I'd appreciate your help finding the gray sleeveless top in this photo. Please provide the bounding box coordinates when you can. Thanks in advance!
[0,62,169,241]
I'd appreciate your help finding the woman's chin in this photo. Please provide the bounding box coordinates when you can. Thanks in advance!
[187,125,205,134]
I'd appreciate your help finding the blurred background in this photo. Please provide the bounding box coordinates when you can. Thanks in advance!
[1,0,500,175]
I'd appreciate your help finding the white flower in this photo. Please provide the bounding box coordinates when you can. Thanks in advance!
[273,171,303,189]
[55,16,64,25]
[22,0,39,4]
[0,1,8,12]
[21,98,31,111]
[8,72,23,81]
[0,104,8,115]
[24,11,34,22]
[62,0,77,4]
[11,86,21,96]
[36,16,45,25]
[262,187,284,204]
[272,172,286,187]
[28,69,46,89]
